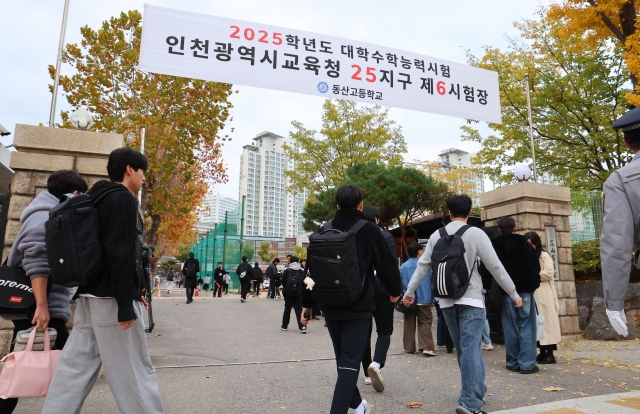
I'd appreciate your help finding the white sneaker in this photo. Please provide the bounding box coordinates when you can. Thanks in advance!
[361,400,372,414]
[363,376,372,385]
[367,364,384,392]
[482,342,493,351]
[423,350,436,357]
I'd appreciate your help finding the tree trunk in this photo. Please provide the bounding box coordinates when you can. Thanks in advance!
[145,213,162,248]
[620,1,638,92]
[397,216,409,260]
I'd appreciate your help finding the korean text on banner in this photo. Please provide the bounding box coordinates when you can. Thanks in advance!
[139,5,501,124]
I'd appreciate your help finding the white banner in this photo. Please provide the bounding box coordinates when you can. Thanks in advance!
[140,5,501,123]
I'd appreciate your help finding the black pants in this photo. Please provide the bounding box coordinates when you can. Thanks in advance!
[282,295,303,330]
[203,284,209,291]
[213,282,222,297]
[325,318,371,414]
[435,301,454,349]
[223,283,229,294]
[362,294,394,371]
[0,318,70,413]
[241,279,251,300]
[186,287,194,301]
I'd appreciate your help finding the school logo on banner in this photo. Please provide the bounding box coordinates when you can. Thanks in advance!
[317,82,328,93]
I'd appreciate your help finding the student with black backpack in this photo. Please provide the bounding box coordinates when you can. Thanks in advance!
[281,256,306,333]
[300,185,401,414]
[236,256,253,303]
[402,195,521,414]
[43,147,164,414]
[182,252,200,304]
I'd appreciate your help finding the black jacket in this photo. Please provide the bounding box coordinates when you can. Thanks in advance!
[214,267,225,284]
[490,233,541,293]
[236,261,252,282]
[182,258,200,288]
[77,181,142,322]
[374,229,398,297]
[252,265,263,282]
[300,208,402,320]
[266,262,278,279]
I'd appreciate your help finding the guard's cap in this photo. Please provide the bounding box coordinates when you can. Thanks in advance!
[613,106,640,131]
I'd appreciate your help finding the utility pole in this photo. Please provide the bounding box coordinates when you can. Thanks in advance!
[49,0,71,127]
[525,73,538,183]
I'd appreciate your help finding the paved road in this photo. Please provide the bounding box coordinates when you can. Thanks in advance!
[14,294,640,413]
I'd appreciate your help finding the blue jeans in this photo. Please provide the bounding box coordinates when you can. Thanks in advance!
[442,305,487,411]
[501,292,537,371]
[482,308,491,344]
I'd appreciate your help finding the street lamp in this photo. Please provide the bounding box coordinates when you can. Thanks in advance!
[514,164,532,182]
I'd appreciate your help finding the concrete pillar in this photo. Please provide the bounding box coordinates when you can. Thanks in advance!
[479,182,580,337]
[0,125,123,355]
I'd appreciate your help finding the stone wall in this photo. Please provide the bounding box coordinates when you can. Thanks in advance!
[480,182,581,337]
[0,125,123,356]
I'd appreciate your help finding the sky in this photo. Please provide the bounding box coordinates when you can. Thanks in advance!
[1,0,553,199]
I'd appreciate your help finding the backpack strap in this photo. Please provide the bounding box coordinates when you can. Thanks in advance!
[349,219,369,235]
[324,220,333,230]
[454,225,471,237]
[93,187,129,206]
[438,227,448,238]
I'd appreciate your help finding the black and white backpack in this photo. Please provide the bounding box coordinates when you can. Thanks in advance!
[431,225,476,299]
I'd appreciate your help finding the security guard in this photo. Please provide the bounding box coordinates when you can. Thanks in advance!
[602,106,640,336]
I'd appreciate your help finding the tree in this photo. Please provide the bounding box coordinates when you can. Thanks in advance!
[242,243,256,262]
[302,188,337,232]
[257,241,276,263]
[293,244,307,260]
[418,161,482,197]
[548,0,640,105]
[284,99,407,197]
[49,10,234,252]
[462,8,631,190]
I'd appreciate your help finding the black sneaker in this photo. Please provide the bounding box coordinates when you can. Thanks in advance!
[301,327,307,334]
[456,407,487,414]
[506,366,520,372]
[520,365,540,374]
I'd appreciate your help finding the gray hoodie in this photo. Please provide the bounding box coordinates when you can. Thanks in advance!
[7,191,71,322]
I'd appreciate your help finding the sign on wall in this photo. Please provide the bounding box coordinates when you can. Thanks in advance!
[545,226,560,280]
[139,5,501,123]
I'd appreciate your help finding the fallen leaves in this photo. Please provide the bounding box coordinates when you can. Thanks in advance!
[407,402,422,408]
[543,386,566,392]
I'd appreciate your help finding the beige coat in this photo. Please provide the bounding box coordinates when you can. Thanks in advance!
[534,251,561,345]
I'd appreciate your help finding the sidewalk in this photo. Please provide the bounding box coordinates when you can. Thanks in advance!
[491,391,640,413]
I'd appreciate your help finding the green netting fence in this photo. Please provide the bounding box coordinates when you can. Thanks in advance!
[190,199,244,291]
[569,190,603,244]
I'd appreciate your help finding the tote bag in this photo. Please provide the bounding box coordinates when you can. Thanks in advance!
[0,328,61,398]
[536,314,546,342]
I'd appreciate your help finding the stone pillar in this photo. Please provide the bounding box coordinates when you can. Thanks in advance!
[0,125,123,355]
[479,182,580,338]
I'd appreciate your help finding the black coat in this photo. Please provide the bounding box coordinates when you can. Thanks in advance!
[214,268,225,284]
[236,261,252,283]
[490,233,541,294]
[182,258,200,289]
[77,181,143,322]
[252,265,263,282]
[300,208,402,320]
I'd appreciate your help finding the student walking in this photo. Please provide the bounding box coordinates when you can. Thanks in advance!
[236,256,253,303]
[301,185,402,414]
[166,269,175,295]
[213,262,225,297]
[203,275,211,292]
[266,258,280,299]
[252,262,263,297]
[403,195,521,414]
[42,147,165,414]
[182,252,200,304]
[281,256,306,332]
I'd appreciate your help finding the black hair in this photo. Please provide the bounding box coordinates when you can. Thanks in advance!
[188,252,194,258]
[218,262,222,265]
[242,256,248,262]
[407,242,423,258]
[446,194,473,218]
[47,170,88,199]
[496,217,516,235]
[624,129,640,149]
[290,256,299,263]
[335,184,363,209]
[107,147,148,182]
[362,205,381,224]
[524,231,544,259]
[255,262,259,266]
[287,254,292,258]
[273,258,280,264]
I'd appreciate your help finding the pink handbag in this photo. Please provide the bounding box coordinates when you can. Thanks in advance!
[0,328,61,398]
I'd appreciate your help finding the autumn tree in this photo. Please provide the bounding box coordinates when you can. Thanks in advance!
[49,10,234,253]
[293,244,307,259]
[548,0,640,105]
[463,9,630,189]
[257,242,276,263]
[284,99,407,197]
[418,161,482,197]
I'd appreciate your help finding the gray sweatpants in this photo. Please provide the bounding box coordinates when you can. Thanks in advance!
[42,297,165,414]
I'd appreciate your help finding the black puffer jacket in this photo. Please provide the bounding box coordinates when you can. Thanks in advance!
[300,208,402,320]
[490,233,541,294]
[77,181,143,322]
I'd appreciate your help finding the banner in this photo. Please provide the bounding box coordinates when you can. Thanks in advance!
[140,5,501,123]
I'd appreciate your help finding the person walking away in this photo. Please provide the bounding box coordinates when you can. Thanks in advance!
[489,217,541,374]
[266,258,279,299]
[213,262,225,297]
[525,232,561,364]
[360,205,399,392]
[176,274,182,289]
[223,272,230,295]
[401,242,436,358]
[434,301,454,353]
[281,256,306,333]
[301,185,402,414]
[403,195,521,414]
[252,262,263,297]
[0,170,85,413]
[601,107,640,337]
[203,275,211,292]
[166,269,175,295]
[182,252,200,304]
[237,256,253,303]
[43,147,165,414]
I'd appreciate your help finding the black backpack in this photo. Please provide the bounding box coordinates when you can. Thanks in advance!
[45,188,127,287]
[284,268,304,296]
[431,225,476,299]
[306,219,368,306]
[185,261,198,278]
